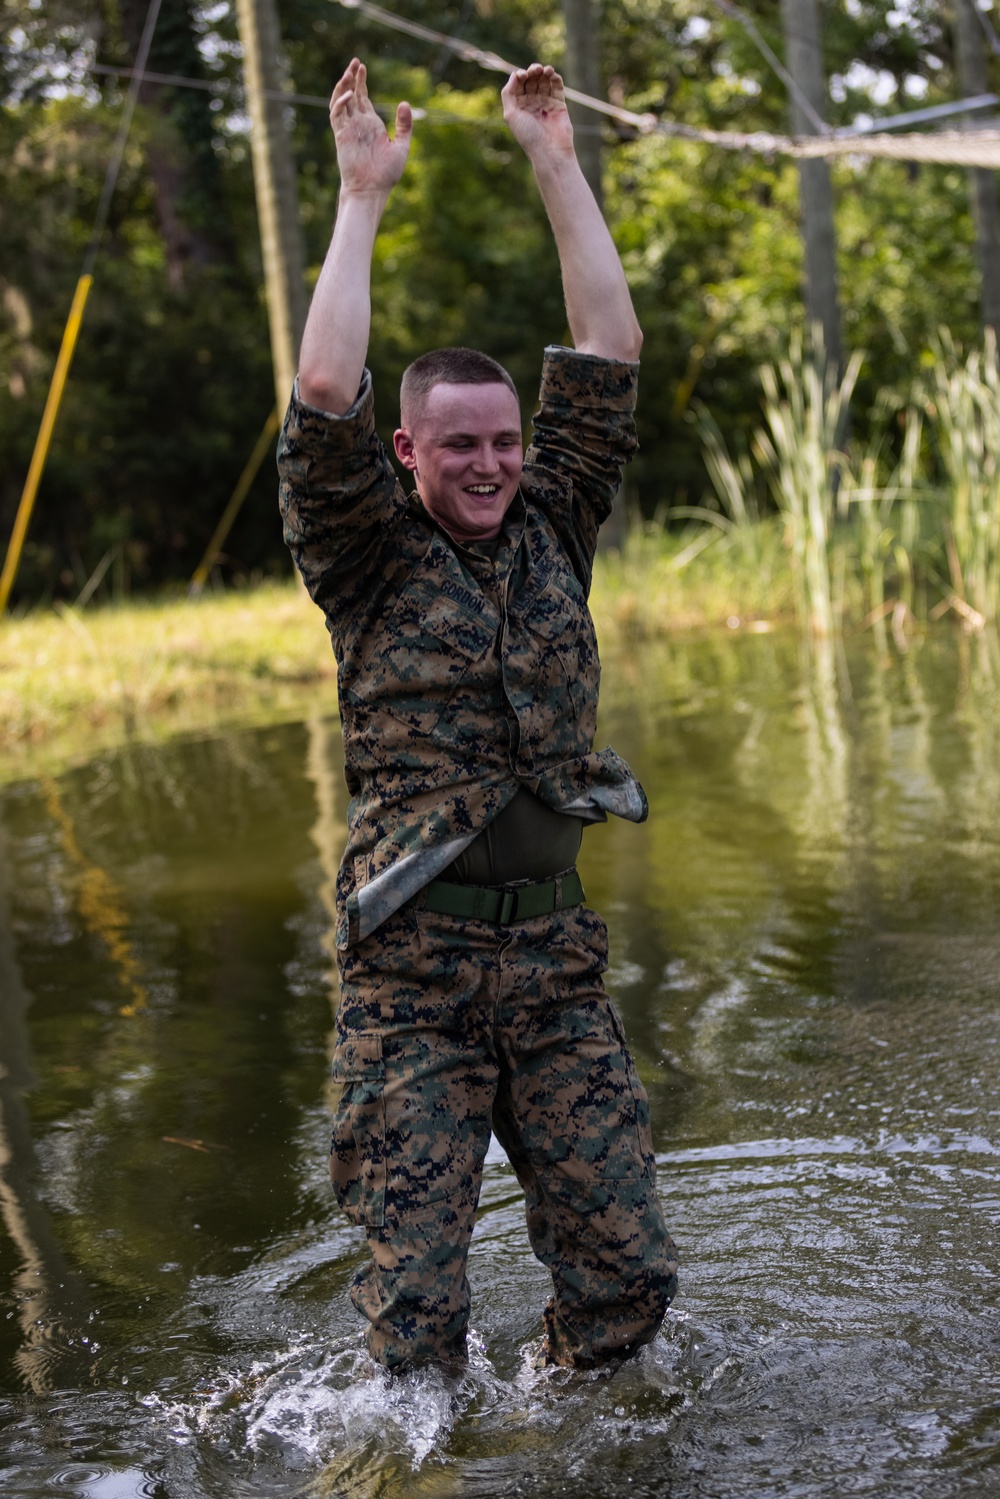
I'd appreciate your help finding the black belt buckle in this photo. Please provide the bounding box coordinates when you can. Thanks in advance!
[497,887,519,923]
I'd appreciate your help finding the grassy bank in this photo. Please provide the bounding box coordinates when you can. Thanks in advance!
[0,582,337,780]
[8,329,999,782]
[593,514,796,634]
[0,537,803,781]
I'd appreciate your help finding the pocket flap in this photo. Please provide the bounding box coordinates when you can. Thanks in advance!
[332,1031,384,1081]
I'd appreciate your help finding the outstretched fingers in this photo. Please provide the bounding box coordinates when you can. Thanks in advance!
[330,57,369,126]
[327,58,413,194]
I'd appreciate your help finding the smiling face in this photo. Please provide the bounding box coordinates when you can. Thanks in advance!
[393,381,524,543]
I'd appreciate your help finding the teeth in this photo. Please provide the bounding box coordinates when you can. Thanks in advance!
[467,485,497,494]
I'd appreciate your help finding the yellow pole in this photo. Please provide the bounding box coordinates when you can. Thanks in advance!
[189,407,280,595]
[0,274,94,615]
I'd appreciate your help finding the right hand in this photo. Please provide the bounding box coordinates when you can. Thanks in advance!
[501,63,574,163]
[330,58,413,198]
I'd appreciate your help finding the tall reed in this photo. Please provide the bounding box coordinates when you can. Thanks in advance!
[698,335,932,641]
[926,329,1000,624]
[836,398,924,650]
[752,331,863,637]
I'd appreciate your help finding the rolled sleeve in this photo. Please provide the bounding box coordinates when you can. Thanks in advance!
[277,370,406,636]
[521,347,639,592]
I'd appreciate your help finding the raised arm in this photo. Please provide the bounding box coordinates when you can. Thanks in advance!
[501,64,641,363]
[298,59,413,414]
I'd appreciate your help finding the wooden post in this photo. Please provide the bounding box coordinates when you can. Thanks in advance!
[562,0,604,213]
[562,0,632,546]
[233,0,308,412]
[779,0,842,370]
[954,0,1000,333]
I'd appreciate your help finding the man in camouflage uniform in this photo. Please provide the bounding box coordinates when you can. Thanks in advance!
[278,57,678,1370]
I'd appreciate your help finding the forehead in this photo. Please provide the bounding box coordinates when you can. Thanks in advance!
[415,381,522,436]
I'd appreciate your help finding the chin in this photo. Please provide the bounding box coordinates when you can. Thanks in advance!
[470,508,505,535]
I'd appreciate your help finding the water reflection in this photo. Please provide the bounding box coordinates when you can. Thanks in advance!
[0,817,91,1395]
[41,779,150,1017]
[0,631,999,1496]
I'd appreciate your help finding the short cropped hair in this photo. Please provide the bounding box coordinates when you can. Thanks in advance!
[399,347,518,430]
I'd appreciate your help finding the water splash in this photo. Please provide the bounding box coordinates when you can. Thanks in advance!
[135,1322,693,1496]
[243,1343,462,1469]
[142,1330,508,1474]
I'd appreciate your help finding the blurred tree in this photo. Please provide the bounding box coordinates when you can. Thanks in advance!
[232,0,308,407]
[951,0,1000,333]
[779,0,842,370]
[0,0,987,602]
[113,0,237,285]
[562,0,604,208]
[0,98,275,601]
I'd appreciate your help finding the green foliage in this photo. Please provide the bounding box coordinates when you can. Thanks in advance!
[838,158,980,377]
[0,0,994,605]
[0,97,276,601]
[607,130,806,507]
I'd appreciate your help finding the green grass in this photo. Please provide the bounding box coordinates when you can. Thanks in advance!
[0,581,337,781]
[592,513,797,635]
[1,541,808,781]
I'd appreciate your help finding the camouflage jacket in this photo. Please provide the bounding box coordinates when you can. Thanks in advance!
[278,346,648,949]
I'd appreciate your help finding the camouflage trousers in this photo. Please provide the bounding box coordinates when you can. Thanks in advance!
[331,896,679,1369]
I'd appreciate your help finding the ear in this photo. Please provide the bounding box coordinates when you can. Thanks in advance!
[393,428,418,472]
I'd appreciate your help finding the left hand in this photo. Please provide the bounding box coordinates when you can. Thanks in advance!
[502,64,575,160]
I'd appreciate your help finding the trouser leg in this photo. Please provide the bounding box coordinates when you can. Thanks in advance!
[331,900,677,1370]
[491,903,679,1367]
[332,908,499,1368]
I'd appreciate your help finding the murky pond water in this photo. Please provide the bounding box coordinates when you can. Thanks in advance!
[2,628,1000,1498]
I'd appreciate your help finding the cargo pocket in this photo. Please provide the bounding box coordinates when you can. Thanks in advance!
[329,1031,386,1228]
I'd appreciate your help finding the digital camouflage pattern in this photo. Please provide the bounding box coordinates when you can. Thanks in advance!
[277,348,648,948]
[332,899,679,1369]
[279,347,678,1368]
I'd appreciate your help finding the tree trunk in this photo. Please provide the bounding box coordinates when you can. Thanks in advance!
[953,0,1000,334]
[778,0,842,370]
[116,0,228,289]
[561,0,603,213]
[233,0,308,412]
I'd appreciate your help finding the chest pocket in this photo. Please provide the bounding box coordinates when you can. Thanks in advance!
[507,559,598,726]
[348,564,499,737]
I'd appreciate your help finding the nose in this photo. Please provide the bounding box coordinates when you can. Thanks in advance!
[472,444,501,473]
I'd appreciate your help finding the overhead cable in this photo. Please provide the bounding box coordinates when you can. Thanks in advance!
[332,0,1000,168]
[704,0,830,136]
[29,0,1000,169]
[78,58,1000,147]
[82,0,165,276]
[78,60,465,124]
[968,0,1000,58]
